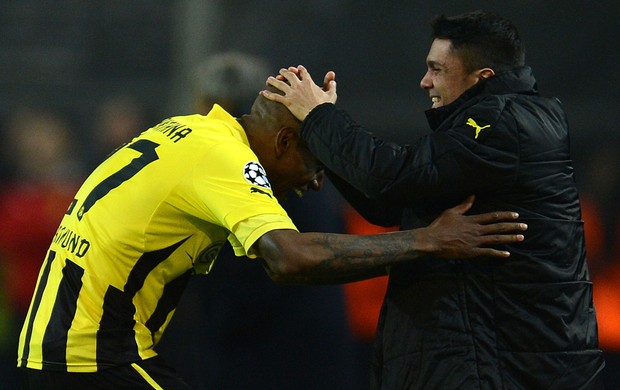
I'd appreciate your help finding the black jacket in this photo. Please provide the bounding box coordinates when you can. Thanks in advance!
[300,67,605,389]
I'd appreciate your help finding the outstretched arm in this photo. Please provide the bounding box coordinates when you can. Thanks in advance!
[261,65,336,121]
[256,196,527,285]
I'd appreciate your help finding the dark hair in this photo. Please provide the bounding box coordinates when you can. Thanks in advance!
[430,10,525,72]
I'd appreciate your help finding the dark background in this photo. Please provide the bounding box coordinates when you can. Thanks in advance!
[2,1,619,145]
[1,1,619,388]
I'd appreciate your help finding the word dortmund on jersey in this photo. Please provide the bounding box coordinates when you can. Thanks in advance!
[18,105,297,372]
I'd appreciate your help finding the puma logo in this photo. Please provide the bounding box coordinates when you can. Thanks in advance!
[250,187,272,198]
[466,118,491,139]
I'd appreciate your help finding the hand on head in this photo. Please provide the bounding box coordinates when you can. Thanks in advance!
[280,66,335,92]
[261,65,337,121]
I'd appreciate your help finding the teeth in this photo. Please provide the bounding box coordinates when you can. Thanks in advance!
[431,97,440,103]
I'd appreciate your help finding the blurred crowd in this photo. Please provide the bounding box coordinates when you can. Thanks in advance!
[0,93,149,387]
[0,51,619,389]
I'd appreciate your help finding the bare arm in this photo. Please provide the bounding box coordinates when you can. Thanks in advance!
[256,196,527,285]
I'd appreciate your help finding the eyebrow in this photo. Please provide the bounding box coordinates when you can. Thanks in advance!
[427,60,444,68]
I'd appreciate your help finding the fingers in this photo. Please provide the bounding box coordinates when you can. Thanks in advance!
[273,67,300,82]
[296,65,316,85]
[260,89,283,103]
[470,232,525,258]
[261,79,288,103]
[265,66,312,99]
[262,65,337,114]
[470,210,520,225]
[476,220,527,257]
[323,70,336,91]
[472,248,512,258]
[267,68,301,89]
[266,76,292,92]
[479,221,528,235]
[263,71,298,103]
[323,70,335,84]
[326,80,337,101]
[473,229,526,258]
[479,232,525,245]
[267,65,336,94]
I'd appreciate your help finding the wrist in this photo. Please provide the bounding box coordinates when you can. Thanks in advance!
[411,227,436,256]
[303,102,334,119]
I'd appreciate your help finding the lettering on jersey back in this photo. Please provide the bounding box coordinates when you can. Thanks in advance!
[154,118,192,143]
[52,225,91,258]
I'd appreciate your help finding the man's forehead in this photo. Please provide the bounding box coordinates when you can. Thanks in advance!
[426,40,463,68]
[428,39,453,57]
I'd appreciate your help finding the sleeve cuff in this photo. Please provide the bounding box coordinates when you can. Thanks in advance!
[300,103,336,137]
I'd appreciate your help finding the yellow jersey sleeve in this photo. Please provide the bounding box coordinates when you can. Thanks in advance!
[183,133,297,258]
[227,214,297,258]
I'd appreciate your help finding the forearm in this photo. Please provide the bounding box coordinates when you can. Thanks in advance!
[256,201,526,285]
[262,260,387,285]
[301,104,413,199]
[257,230,423,285]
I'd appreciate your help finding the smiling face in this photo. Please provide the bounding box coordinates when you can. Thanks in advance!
[419,39,484,109]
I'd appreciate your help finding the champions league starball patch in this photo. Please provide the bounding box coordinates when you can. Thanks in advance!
[243,161,271,189]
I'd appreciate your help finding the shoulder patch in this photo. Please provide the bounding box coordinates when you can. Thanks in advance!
[243,161,271,189]
[466,117,491,139]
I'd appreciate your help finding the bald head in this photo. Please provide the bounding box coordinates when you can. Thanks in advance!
[247,86,301,134]
[241,85,320,200]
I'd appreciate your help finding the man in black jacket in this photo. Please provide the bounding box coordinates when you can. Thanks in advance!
[263,10,605,390]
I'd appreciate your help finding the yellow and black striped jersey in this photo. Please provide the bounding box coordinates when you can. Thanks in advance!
[17,105,297,372]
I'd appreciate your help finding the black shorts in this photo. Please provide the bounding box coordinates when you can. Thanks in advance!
[20,356,192,390]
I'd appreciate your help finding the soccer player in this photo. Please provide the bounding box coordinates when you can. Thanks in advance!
[17,86,525,389]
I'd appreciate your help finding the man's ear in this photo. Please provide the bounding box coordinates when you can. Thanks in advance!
[274,127,296,158]
[478,68,495,80]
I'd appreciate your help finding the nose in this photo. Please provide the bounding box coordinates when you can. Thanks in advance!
[420,70,432,90]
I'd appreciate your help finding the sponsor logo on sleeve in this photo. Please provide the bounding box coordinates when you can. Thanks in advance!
[250,187,272,198]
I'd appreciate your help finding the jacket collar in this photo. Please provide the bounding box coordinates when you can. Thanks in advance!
[424,66,539,131]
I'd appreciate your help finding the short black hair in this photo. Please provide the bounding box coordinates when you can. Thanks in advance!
[430,10,525,72]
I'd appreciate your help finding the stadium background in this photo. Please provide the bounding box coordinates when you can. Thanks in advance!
[1,1,619,388]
